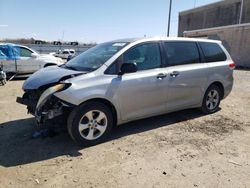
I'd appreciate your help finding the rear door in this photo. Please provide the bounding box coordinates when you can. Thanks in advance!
[163,41,209,111]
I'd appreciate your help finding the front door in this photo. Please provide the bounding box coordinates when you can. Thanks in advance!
[114,42,168,121]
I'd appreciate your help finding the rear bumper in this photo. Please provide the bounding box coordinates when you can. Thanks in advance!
[223,74,234,99]
[223,83,233,99]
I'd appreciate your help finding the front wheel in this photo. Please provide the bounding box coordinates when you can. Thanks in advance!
[67,102,114,146]
[201,85,222,114]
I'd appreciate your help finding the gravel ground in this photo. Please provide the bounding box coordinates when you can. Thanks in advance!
[0,70,250,188]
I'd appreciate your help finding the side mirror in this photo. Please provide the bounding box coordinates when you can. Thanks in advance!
[31,53,38,58]
[119,62,138,75]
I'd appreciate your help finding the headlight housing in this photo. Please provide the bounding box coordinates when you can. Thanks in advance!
[36,83,71,111]
[52,83,71,92]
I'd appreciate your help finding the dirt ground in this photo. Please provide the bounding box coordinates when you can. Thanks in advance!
[0,70,250,188]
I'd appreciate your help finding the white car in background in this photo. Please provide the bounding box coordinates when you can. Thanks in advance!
[0,43,64,74]
[53,49,75,59]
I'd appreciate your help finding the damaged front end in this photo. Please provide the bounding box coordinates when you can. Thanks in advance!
[17,82,74,126]
[16,65,86,127]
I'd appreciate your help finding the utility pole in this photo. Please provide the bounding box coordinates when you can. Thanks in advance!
[194,0,197,8]
[167,0,172,37]
[239,0,244,24]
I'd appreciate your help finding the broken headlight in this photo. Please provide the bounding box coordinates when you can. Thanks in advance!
[36,83,71,111]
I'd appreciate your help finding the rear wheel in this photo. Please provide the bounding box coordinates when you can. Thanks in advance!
[67,101,114,146]
[201,85,221,114]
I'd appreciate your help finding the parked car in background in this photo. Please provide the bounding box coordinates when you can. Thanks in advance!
[70,42,78,46]
[0,43,64,74]
[53,49,76,59]
[17,37,234,146]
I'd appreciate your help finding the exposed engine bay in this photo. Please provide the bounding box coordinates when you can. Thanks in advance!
[17,84,74,126]
[16,65,84,127]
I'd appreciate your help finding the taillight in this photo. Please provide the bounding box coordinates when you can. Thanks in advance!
[229,63,235,70]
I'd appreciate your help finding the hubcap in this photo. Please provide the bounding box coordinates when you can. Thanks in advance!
[78,110,108,140]
[206,89,219,110]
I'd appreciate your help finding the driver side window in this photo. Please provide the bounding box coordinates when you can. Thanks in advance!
[105,43,161,74]
[123,43,161,71]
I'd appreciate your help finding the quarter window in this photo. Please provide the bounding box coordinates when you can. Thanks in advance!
[199,42,227,62]
[164,42,200,66]
[123,43,161,71]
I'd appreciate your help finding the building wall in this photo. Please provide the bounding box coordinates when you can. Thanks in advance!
[183,24,250,67]
[242,0,250,23]
[178,0,250,36]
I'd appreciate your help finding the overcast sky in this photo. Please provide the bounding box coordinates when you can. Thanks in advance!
[0,0,219,43]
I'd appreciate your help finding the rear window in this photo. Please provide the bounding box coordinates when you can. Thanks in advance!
[199,42,227,62]
[164,42,200,66]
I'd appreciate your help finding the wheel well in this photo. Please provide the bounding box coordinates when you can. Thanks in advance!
[44,63,57,67]
[83,98,117,125]
[210,82,224,99]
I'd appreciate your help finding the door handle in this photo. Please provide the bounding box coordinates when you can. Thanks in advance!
[170,71,180,77]
[156,73,167,80]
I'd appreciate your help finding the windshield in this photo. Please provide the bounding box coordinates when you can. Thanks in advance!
[65,42,127,71]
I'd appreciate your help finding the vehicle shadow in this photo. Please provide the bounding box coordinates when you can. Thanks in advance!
[0,108,209,167]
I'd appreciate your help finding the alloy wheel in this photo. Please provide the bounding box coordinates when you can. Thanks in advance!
[78,110,108,140]
[206,89,219,110]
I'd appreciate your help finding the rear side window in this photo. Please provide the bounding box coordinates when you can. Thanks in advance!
[164,42,200,66]
[199,42,227,62]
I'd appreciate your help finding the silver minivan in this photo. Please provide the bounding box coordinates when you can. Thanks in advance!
[17,37,234,146]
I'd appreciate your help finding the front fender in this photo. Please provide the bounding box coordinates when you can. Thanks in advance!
[54,83,122,123]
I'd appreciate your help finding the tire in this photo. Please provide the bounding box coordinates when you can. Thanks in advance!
[67,101,114,146]
[201,84,222,114]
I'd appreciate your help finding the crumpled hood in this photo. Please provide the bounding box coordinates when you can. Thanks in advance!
[23,66,85,90]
